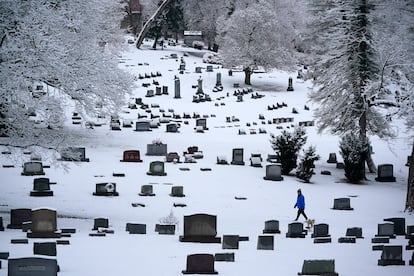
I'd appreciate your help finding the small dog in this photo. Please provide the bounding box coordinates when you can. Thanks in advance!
[305,219,315,231]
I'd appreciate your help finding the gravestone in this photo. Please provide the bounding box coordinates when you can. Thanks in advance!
[345,227,364,238]
[135,120,151,132]
[147,161,167,176]
[155,224,176,235]
[298,260,338,276]
[182,254,218,274]
[120,150,142,162]
[27,208,60,238]
[146,143,167,156]
[216,155,228,165]
[406,225,414,239]
[312,223,330,238]
[332,198,354,210]
[376,223,395,238]
[166,152,180,162]
[195,67,202,73]
[215,253,235,262]
[30,178,53,197]
[263,220,281,234]
[410,251,414,265]
[222,235,239,249]
[287,77,294,91]
[206,65,213,72]
[93,183,119,196]
[231,148,244,165]
[216,72,222,87]
[179,214,221,243]
[33,242,57,256]
[196,77,203,94]
[8,257,58,276]
[21,162,45,176]
[250,154,262,167]
[93,218,109,230]
[378,246,405,266]
[257,235,274,250]
[327,153,337,163]
[263,165,284,181]
[196,118,208,130]
[286,222,307,238]
[174,78,181,99]
[166,123,179,133]
[139,184,155,196]
[0,217,4,231]
[7,208,32,229]
[170,186,185,197]
[22,221,32,232]
[375,164,396,182]
[60,147,89,162]
[383,217,405,236]
[126,223,146,234]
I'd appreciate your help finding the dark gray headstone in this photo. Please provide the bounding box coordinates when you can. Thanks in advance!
[27,209,60,238]
[170,186,185,197]
[0,217,4,231]
[263,165,284,181]
[174,78,181,99]
[182,254,218,274]
[312,223,330,238]
[7,208,31,229]
[155,224,176,235]
[263,220,280,234]
[327,153,337,163]
[196,118,208,130]
[146,143,167,156]
[376,223,395,238]
[346,227,363,238]
[33,242,57,256]
[230,148,244,165]
[147,161,166,176]
[180,214,221,243]
[93,183,118,196]
[121,150,142,162]
[257,235,274,250]
[286,222,306,238]
[139,184,155,196]
[8,257,58,276]
[375,164,396,182]
[31,178,53,196]
[126,223,146,234]
[222,235,239,249]
[60,147,89,162]
[21,162,44,176]
[135,121,151,132]
[214,253,234,262]
[378,246,405,266]
[287,77,294,91]
[384,217,406,236]
[216,73,222,87]
[333,198,353,210]
[299,260,337,275]
[93,217,109,230]
[166,123,179,133]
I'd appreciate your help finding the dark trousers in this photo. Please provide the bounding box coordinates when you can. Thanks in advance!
[295,208,308,220]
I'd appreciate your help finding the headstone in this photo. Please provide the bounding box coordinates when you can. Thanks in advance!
[155,86,162,95]
[30,178,53,196]
[378,246,405,266]
[27,208,60,238]
[215,253,235,262]
[286,222,307,238]
[21,162,45,176]
[0,217,4,231]
[195,67,202,73]
[228,69,233,76]
[332,198,353,210]
[139,184,155,196]
[376,223,395,238]
[182,254,218,274]
[166,123,179,133]
[409,251,414,265]
[215,72,222,87]
[375,164,396,182]
[8,257,58,276]
[216,156,228,165]
[22,221,32,232]
[7,208,32,229]
[250,156,262,167]
[345,227,363,238]
[126,223,146,234]
[287,77,294,91]
[262,220,281,234]
[170,186,185,197]
[257,235,274,250]
[33,242,57,256]
[120,150,143,162]
[93,183,119,196]
[135,120,152,131]
[338,237,356,243]
[196,77,203,94]
[312,223,331,241]
[60,147,89,162]
[231,148,244,165]
[327,153,337,163]
[222,235,239,249]
[384,217,405,236]
[166,152,180,162]
[155,224,176,235]
[298,260,338,276]
[93,218,109,230]
[196,118,208,130]
[406,225,414,239]
[174,78,181,99]
[206,65,213,72]
[146,143,167,156]
[147,161,167,176]
[179,214,221,243]
[263,165,284,181]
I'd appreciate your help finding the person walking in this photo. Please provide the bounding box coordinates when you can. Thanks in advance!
[294,189,308,221]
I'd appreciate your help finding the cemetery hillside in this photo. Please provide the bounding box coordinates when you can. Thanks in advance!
[0,38,413,276]
[1,0,414,276]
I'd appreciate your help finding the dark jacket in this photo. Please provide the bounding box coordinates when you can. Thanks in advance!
[295,194,305,209]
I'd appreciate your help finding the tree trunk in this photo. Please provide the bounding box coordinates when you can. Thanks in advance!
[244,67,252,85]
[406,142,414,212]
[358,110,368,180]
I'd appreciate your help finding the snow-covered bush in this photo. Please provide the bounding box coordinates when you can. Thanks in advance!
[296,146,320,183]
[270,127,307,175]
[202,52,223,65]
[192,41,204,50]
[339,132,370,184]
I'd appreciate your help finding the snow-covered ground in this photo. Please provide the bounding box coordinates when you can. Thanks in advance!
[0,39,413,275]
